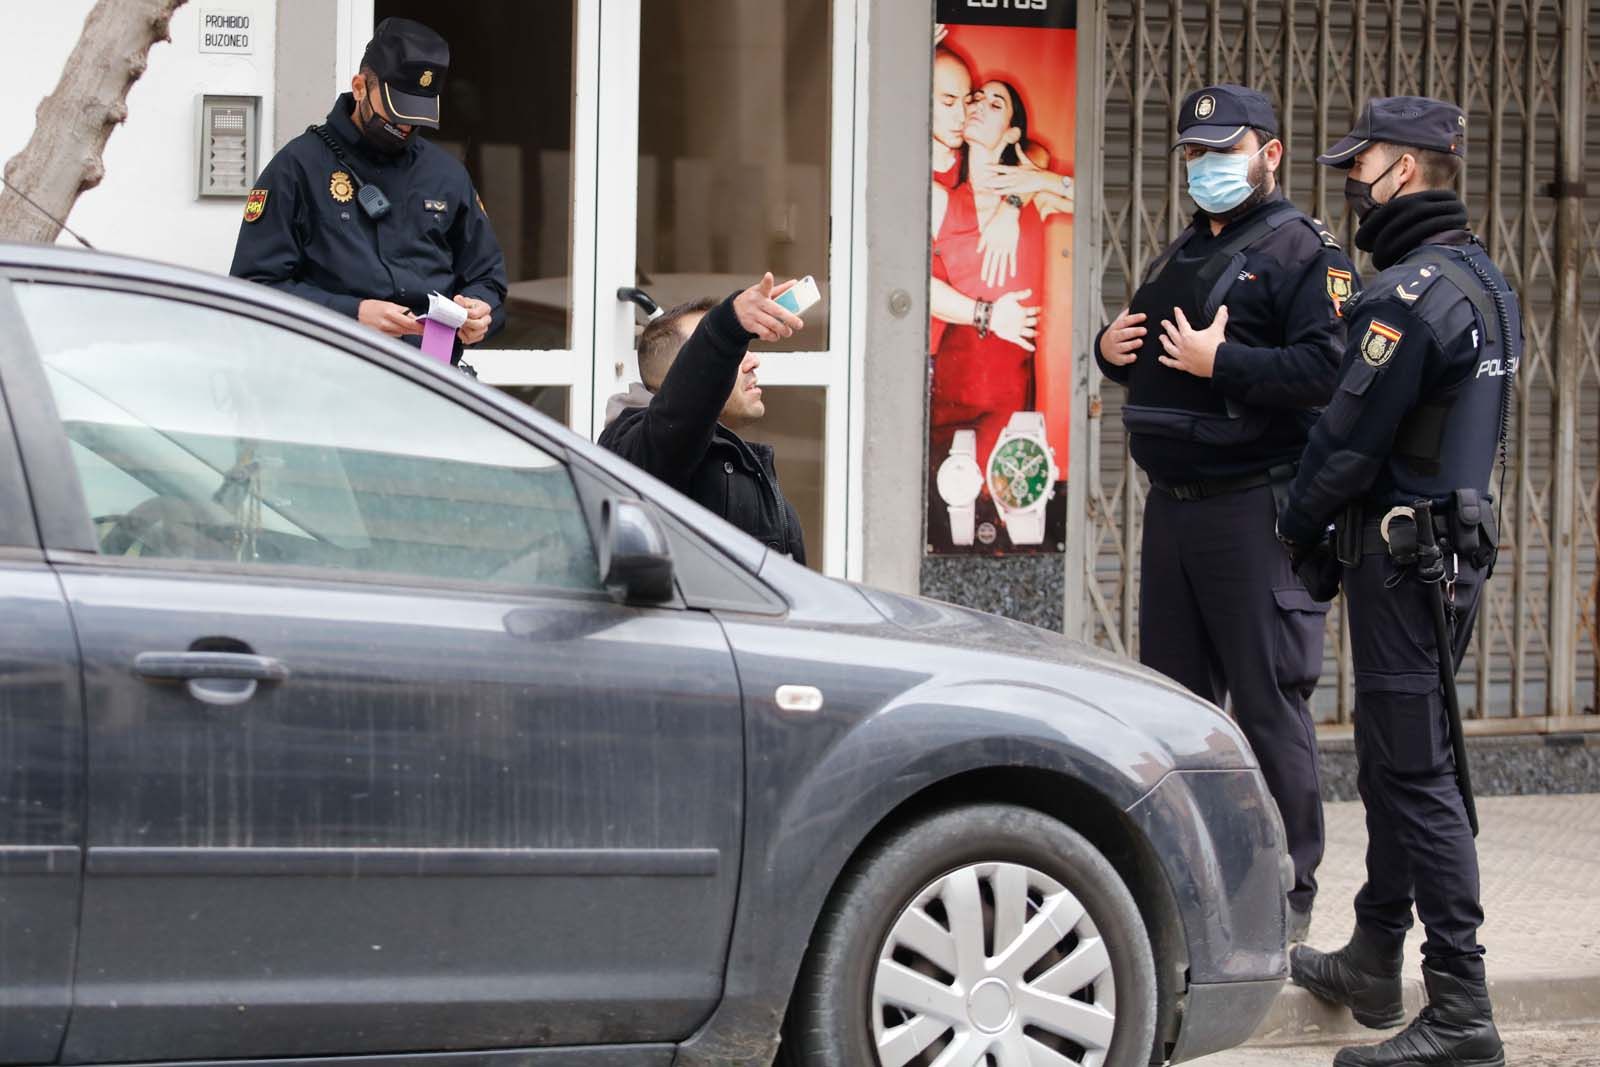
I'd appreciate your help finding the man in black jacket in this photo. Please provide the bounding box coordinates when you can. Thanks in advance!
[1094,84,1357,940]
[600,274,808,564]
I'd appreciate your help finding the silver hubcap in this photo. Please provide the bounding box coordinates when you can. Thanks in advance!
[871,862,1117,1067]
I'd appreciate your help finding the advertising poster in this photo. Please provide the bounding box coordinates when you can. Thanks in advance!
[927,0,1076,556]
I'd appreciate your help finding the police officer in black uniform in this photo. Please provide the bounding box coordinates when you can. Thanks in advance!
[1277,97,1518,1067]
[230,18,507,364]
[1095,84,1356,940]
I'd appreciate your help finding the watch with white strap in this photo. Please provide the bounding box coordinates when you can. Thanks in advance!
[986,411,1058,546]
[936,429,984,546]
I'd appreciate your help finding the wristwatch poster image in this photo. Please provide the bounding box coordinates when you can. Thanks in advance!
[928,1,1075,555]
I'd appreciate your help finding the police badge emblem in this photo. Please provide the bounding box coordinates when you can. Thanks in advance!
[243,188,268,223]
[420,70,435,88]
[1327,267,1353,313]
[1195,95,1216,119]
[329,171,355,204]
[1361,320,1404,367]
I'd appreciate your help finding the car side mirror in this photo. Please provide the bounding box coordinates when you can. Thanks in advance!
[599,497,675,604]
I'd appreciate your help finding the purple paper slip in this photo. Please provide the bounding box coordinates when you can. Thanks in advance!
[419,291,469,364]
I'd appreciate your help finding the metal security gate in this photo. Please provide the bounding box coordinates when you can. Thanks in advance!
[1075,0,1600,731]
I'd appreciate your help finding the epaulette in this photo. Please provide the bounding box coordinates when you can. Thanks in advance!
[1341,259,1446,320]
[1380,260,1448,307]
[1309,217,1342,249]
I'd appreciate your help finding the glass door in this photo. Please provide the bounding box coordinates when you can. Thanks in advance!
[366,0,597,433]
[597,0,851,575]
[365,0,856,574]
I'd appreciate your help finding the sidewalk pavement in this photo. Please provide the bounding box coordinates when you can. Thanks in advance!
[1249,793,1600,1046]
[1202,1025,1600,1066]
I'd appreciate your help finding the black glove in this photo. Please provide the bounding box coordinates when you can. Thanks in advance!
[1288,537,1342,602]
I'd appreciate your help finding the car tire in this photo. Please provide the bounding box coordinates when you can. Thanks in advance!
[780,803,1156,1067]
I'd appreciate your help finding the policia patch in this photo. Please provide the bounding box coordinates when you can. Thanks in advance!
[243,188,268,223]
[1361,320,1404,367]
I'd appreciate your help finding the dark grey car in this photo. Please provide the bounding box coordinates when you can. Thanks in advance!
[0,245,1289,1067]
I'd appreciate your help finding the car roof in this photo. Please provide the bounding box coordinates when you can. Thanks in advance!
[0,242,771,574]
[1,242,401,350]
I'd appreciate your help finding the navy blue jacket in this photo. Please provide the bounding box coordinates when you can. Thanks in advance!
[229,95,507,350]
[1095,194,1356,482]
[1278,236,1521,544]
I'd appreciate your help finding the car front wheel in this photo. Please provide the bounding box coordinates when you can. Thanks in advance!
[782,804,1157,1067]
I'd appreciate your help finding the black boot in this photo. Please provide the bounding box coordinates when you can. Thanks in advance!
[1333,965,1504,1067]
[1290,926,1405,1029]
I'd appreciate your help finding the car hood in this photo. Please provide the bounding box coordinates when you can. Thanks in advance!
[856,585,1258,771]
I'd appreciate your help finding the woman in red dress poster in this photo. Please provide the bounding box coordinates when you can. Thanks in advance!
[927,13,1077,555]
[929,79,1047,474]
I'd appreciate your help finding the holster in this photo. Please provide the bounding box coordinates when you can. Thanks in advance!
[1334,502,1364,567]
[1385,511,1420,566]
[1448,488,1499,572]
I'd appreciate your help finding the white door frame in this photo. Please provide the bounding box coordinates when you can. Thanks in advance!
[587,0,861,577]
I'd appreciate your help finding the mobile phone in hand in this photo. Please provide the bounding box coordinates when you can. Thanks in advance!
[775,275,821,317]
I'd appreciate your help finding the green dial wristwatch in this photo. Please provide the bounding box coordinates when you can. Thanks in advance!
[986,411,1058,545]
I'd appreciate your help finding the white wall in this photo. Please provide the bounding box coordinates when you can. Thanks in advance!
[3,2,278,275]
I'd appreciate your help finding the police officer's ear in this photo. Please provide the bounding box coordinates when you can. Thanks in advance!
[351,72,368,102]
[1260,136,1285,174]
[1392,150,1421,193]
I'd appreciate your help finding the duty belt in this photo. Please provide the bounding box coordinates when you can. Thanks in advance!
[1335,489,1498,569]
[1358,513,1453,557]
[1152,463,1296,503]
[1356,497,1499,570]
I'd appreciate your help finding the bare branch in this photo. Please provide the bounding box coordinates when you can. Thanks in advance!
[0,0,189,244]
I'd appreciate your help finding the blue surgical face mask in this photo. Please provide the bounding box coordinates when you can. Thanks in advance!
[1185,144,1267,215]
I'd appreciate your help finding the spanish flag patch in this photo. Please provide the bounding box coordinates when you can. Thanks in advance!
[1327,267,1353,315]
[1361,319,1404,367]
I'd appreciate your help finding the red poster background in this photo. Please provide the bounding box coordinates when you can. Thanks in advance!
[927,22,1076,555]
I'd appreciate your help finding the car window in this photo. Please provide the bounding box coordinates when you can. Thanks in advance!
[14,284,601,593]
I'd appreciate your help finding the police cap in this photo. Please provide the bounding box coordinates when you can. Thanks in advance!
[1173,85,1280,151]
[361,17,449,129]
[1318,96,1467,168]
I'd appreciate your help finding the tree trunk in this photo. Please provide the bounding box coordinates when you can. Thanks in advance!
[0,0,188,244]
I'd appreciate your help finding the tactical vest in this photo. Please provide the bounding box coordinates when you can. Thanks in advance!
[1121,202,1301,448]
[1352,240,1522,509]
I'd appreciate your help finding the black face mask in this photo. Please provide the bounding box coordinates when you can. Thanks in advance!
[357,93,411,155]
[1343,154,1405,222]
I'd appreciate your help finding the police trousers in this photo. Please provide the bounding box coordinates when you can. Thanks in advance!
[1141,483,1328,912]
[1344,550,1487,979]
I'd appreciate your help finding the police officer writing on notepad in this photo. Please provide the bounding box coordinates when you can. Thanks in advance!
[230,18,507,367]
[1094,84,1356,942]
[1278,98,1517,1067]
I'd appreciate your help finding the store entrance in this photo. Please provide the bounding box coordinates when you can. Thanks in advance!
[370,0,849,573]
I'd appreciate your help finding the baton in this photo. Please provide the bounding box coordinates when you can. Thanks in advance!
[1412,499,1479,836]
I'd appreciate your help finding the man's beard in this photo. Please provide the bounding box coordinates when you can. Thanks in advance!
[1208,157,1273,224]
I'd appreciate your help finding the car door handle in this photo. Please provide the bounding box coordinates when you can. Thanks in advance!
[134,652,290,683]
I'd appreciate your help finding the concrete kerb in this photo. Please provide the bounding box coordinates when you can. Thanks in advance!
[1251,972,1600,1047]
